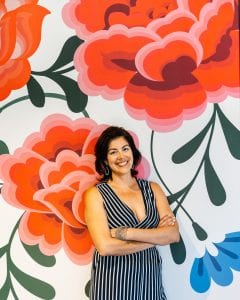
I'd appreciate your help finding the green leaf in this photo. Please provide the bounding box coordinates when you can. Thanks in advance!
[47,74,88,112]
[167,188,187,205]
[27,76,45,107]
[172,123,211,164]
[0,140,9,154]
[45,36,83,72]
[0,280,10,299]
[10,261,55,299]
[0,245,7,258]
[217,107,240,159]
[192,222,208,241]
[85,280,90,297]
[22,243,56,267]
[204,156,226,206]
[170,235,186,264]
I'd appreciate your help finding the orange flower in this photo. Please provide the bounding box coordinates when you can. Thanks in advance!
[0,114,149,264]
[63,0,177,39]
[0,115,102,264]
[0,1,49,100]
[70,0,239,131]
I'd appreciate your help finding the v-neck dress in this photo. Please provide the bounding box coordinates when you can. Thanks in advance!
[90,179,167,300]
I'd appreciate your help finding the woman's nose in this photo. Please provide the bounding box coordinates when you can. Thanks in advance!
[117,150,124,158]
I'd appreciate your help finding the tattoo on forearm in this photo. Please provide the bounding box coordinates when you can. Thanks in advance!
[115,227,128,240]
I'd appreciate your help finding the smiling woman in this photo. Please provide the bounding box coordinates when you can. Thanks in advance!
[84,126,179,300]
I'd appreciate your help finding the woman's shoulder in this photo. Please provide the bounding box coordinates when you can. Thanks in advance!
[138,179,162,192]
[148,181,166,197]
[84,184,102,200]
[137,178,156,186]
[95,181,106,187]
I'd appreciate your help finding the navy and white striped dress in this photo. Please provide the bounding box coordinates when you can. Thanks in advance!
[90,179,167,300]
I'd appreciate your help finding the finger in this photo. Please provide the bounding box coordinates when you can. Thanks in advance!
[159,215,173,223]
[159,215,171,223]
[159,215,176,226]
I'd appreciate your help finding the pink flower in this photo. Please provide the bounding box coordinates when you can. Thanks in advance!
[0,114,149,264]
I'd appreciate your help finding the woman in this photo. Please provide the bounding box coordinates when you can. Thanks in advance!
[84,126,180,300]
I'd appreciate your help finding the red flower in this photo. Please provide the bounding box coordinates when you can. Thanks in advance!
[0,1,49,100]
[0,114,149,264]
[64,0,239,131]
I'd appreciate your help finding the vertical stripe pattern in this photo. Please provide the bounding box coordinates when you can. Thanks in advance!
[90,179,167,300]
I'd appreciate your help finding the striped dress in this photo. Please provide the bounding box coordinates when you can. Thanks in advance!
[90,179,167,300]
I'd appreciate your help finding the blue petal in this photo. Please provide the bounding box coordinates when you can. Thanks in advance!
[203,251,233,286]
[190,232,240,293]
[217,232,240,256]
[215,244,240,271]
[190,256,211,293]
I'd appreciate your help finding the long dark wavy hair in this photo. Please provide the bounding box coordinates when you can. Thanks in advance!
[94,126,142,181]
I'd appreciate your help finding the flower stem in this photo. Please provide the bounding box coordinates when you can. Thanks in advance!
[150,104,217,223]
[150,131,171,194]
[31,66,75,76]
[0,93,89,117]
[174,105,217,214]
[3,216,22,299]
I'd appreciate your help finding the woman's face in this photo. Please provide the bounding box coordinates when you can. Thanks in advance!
[106,136,134,176]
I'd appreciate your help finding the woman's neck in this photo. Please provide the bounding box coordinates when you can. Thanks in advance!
[108,174,136,189]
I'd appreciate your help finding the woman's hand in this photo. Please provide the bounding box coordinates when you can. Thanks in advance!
[110,228,117,238]
[159,214,176,227]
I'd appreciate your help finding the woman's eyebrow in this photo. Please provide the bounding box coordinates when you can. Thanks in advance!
[108,144,129,151]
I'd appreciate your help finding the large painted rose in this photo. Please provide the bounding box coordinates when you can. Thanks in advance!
[0,114,149,264]
[63,0,239,131]
[0,1,49,100]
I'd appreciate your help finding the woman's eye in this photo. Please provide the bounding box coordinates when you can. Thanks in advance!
[109,151,117,155]
[123,147,129,152]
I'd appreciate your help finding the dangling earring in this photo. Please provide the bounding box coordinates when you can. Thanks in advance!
[104,165,110,176]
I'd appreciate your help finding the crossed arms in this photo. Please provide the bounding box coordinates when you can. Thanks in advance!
[84,182,180,256]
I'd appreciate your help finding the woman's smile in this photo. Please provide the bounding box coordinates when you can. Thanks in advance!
[106,137,133,174]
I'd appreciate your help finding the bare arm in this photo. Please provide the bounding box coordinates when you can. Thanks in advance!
[112,182,180,245]
[84,186,154,256]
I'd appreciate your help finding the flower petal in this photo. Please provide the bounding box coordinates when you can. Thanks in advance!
[74,25,158,99]
[136,33,201,81]
[62,0,177,39]
[34,185,80,227]
[63,224,94,265]
[203,251,233,286]
[0,59,31,100]
[19,212,63,256]
[148,9,196,38]
[23,114,98,160]
[72,173,98,224]
[0,149,49,211]
[190,256,211,293]
[39,149,95,188]
[193,30,239,99]
[124,72,206,131]
[191,0,235,60]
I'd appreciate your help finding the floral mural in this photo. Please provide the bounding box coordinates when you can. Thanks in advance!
[63,0,239,131]
[0,113,149,298]
[0,0,239,299]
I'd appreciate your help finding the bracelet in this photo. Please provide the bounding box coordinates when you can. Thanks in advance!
[115,226,128,241]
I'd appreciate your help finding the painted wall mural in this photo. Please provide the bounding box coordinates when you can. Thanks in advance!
[0,0,239,299]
